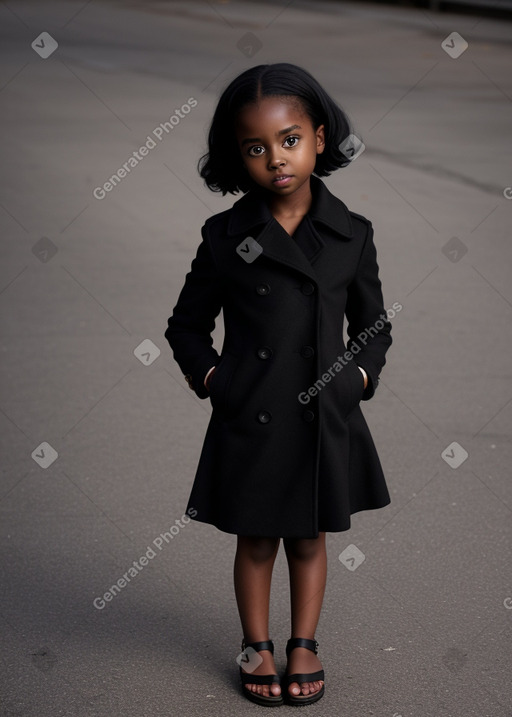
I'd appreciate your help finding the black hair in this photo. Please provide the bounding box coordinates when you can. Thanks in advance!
[198,63,355,195]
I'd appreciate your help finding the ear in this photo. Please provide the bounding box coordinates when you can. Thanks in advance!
[316,124,325,154]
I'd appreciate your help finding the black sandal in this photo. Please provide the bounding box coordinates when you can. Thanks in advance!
[239,638,284,707]
[284,637,325,706]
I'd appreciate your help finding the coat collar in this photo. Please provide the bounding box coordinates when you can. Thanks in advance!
[227,174,354,240]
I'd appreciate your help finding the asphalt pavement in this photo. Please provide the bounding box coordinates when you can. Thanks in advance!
[0,1,511,715]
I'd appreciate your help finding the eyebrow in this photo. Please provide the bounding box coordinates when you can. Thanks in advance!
[240,125,302,146]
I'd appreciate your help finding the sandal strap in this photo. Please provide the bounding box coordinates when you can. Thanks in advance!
[239,640,280,687]
[240,671,280,686]
[286,637,319,656]
[241,638,274,654]
[284,669,324,685]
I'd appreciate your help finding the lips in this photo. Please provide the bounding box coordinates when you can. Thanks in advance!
[272,174,293,186]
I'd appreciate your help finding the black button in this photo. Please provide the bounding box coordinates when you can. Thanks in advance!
[257,347,273,360]
[300,345,315,358]
[302,410,315,422]
[257,410,272,424]
[256,283,271,296]
[301,282,315,295]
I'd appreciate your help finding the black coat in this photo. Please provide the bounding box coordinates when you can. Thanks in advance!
[165,175,392,538]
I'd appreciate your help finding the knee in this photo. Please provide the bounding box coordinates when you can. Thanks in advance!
[237,536,280,563]
[284,535,325,561]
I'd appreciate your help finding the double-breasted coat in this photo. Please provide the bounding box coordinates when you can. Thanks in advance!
[165,175,392,538]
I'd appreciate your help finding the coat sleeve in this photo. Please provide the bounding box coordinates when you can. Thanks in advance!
[345,220,392,400]
[164,223,223,399]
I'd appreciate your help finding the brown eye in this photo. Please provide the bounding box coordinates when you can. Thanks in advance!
[248,145,264,157]
[284,136,299,147]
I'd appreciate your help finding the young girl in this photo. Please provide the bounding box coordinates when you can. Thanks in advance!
[165,63,392,707]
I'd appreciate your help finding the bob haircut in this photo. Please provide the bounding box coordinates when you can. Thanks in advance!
[198,63,355,195]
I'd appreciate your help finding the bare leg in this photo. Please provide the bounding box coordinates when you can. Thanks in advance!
[283,532,327,698]
[234,535,281,698]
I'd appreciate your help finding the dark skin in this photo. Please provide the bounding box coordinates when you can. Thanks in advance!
[234,534,327,700]
[206,97,366,699]
[236,95,325,237]
[236,97,326,700]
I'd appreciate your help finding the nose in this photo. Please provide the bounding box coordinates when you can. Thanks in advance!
[268,150,286,170]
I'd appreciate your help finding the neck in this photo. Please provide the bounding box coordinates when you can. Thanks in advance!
[268,177,313,218]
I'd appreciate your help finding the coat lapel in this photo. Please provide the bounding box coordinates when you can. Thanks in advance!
[292,215,325,264]
[252,216,320,281]
[227,176,355,280]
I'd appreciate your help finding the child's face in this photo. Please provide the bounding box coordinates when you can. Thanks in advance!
[235,97,325,197]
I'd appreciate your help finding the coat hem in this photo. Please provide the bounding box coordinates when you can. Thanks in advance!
[185,497,391,539]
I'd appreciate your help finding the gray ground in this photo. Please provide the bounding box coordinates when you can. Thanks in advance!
[1,1,511,715]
